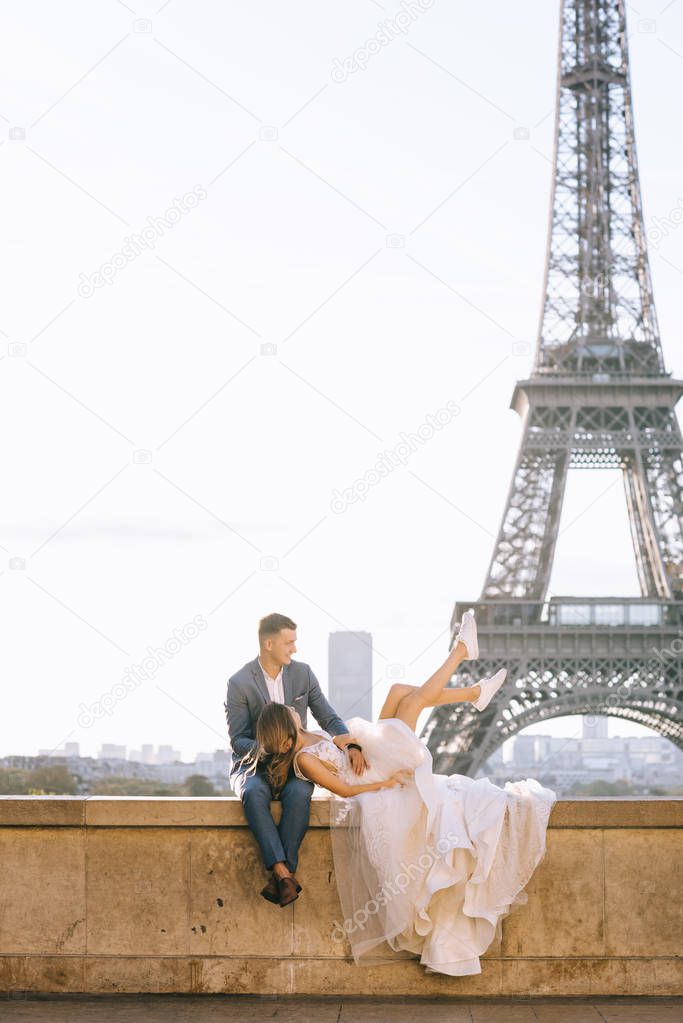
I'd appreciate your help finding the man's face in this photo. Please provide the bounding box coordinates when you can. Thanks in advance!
[268,627,297,666]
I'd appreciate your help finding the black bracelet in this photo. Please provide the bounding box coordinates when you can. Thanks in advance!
[346,742,363,753]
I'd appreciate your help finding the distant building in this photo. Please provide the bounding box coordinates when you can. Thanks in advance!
[156,745,181,764]
[196,749,231,778]
[328,631,372,721]
[582,716,608,739]
[129,744,156,764]
[38,742,80,759]
[513,735,536,768]
[99,743,126,760]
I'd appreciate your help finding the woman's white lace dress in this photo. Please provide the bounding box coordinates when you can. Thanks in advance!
[293,716,557,977]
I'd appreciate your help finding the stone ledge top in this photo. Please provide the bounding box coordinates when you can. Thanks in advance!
[0,795,680,828]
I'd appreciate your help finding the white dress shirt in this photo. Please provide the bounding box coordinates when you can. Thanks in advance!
[258,657,285,703]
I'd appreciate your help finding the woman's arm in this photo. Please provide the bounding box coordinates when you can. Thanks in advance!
[295,752,405,797]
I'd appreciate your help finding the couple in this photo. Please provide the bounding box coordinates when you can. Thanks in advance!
[225,611,556,977]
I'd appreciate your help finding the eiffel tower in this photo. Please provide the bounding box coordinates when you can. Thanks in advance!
[422,0,683,776]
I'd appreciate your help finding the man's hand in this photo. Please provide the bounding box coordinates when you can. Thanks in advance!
[347,746,369,776]
[333,735,369,775]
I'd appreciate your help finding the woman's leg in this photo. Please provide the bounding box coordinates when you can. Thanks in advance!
[378,678,480,720]
[378,682,415,719]
[393,640,472,732]
[435,684,481,705]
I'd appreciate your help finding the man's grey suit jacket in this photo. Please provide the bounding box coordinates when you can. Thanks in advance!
[224,656,349,783]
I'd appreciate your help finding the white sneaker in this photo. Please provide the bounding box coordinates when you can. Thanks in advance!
[456,608,478,660]
[472,669,507,712]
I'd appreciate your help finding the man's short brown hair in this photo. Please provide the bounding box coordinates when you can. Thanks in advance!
[258,613,297,643]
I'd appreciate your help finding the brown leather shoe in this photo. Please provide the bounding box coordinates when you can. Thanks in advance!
[261,872,302,905]
[260,873,280,904]
[277,875,300,907]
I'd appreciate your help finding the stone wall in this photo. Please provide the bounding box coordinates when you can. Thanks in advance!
[0,796,681,997]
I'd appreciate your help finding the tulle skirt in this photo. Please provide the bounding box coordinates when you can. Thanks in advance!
[328,715,557,976]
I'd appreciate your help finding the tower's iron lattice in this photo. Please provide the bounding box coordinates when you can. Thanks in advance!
[422,0,683,776]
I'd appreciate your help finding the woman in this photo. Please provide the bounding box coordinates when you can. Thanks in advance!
[248,610,557,977]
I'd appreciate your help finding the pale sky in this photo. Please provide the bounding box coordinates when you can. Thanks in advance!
[1,1,682,762]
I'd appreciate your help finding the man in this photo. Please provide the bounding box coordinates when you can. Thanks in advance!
[224,613,368,907]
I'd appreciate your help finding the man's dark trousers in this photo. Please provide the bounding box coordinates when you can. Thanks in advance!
[235,767,314,873]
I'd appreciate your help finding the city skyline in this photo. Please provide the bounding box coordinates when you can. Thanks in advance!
[8,707,667,765]
[10,721,677,799]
